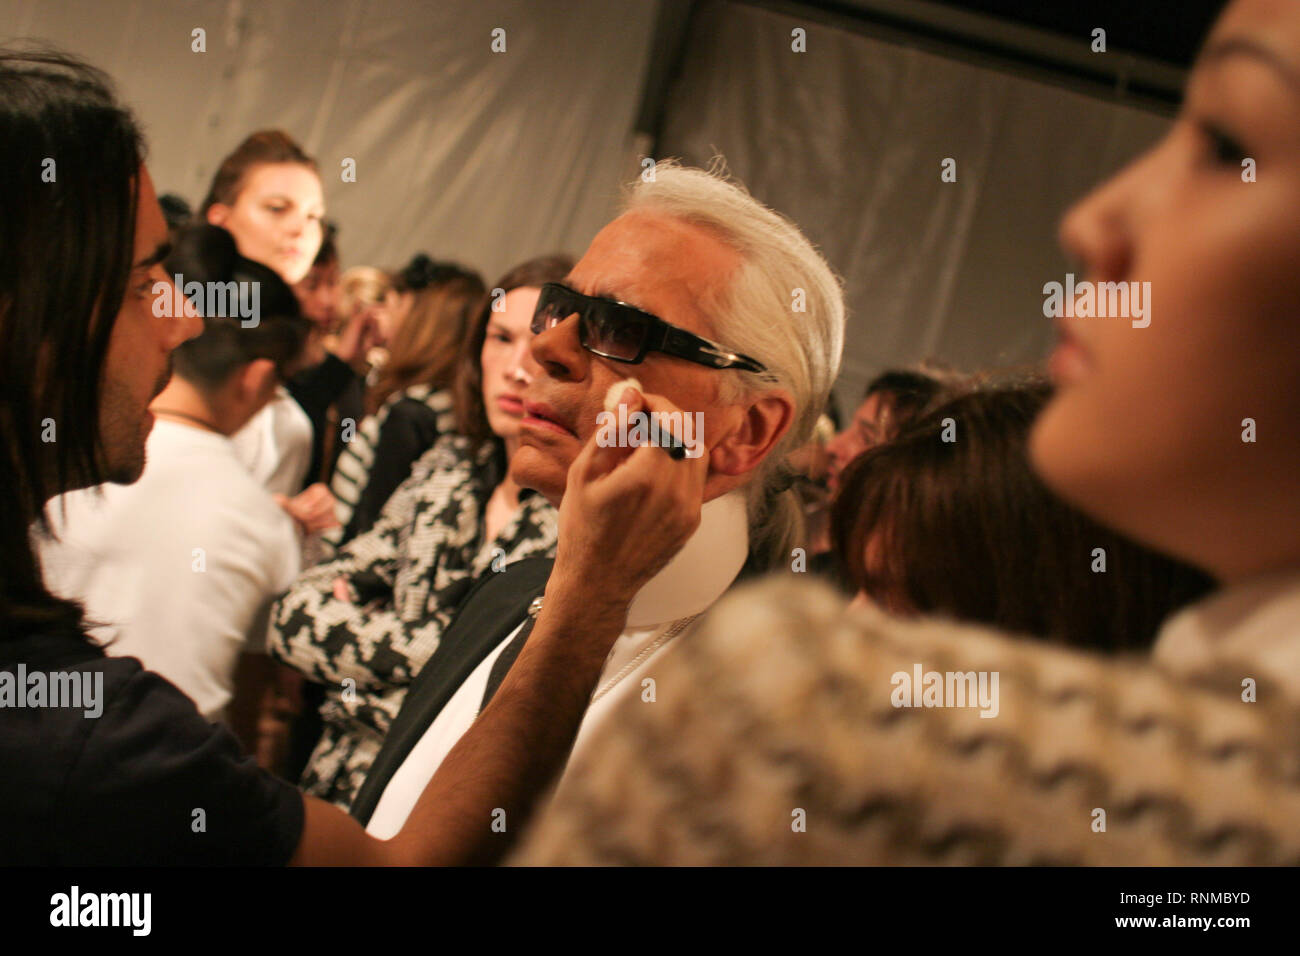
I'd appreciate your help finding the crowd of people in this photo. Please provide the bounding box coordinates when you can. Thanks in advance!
[2,0,1300,865]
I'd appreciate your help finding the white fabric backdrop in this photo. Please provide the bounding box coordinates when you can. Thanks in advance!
[658,0,1171,414]
[2,0,658,282]
[4,0,1173,408]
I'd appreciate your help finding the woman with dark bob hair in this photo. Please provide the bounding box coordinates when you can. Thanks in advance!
[831,378,1213,651]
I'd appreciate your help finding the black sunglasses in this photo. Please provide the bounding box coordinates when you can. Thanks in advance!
[531,282,767,373]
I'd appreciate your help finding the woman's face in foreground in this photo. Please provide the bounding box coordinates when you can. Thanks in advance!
[1031,0,1300,583]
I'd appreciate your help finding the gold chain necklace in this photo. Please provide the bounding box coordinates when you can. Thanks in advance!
[590,614,700,704]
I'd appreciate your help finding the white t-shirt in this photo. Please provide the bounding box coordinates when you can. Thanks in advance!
[39,420,301,721]
[230,386,313,497]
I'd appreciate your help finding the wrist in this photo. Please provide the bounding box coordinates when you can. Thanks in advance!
[545,564,636,625]
[527,597,628,675]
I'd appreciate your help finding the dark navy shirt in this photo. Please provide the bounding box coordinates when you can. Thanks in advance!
[0,623,304,865]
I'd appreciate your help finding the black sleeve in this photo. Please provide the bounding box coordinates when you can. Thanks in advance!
[54,667,305,866]
[340,398,442,545]
[286,352,358,429]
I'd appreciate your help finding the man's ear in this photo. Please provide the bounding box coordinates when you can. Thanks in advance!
[205,203,231,227]
[709,388,795,477]
[237,358,279,408]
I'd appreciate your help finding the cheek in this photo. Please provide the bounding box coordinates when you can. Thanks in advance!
[479,348,505,388]
[229,207,276,253]
[104,307,153,401]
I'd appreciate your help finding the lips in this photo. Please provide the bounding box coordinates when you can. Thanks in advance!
[1047,315,1091,386]
[521,400,577,437]
[496,394,524,415]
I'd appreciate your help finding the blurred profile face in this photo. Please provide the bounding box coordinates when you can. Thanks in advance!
[206,162,324,284]
[510,209,751,504]
[1030,0,1300,582]
[294,258,340,330]
[826,392,890,491]
[481,287,542,443]
[100,167,203,482]
[377,288,413,345]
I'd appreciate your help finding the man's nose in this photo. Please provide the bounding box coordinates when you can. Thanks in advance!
[508,337,538,384]
[529,313,588,382]
[164,284,203,349]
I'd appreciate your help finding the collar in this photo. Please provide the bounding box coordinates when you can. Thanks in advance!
[623,490,749,629]
[149,416,232,450]
[1152,566,1300,688]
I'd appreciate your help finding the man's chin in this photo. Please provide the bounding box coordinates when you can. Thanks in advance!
[510,441,567,506]
[102,433,150,486]
[104,455,146,486]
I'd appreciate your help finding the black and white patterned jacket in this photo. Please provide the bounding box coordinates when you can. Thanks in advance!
[267,432,558,808]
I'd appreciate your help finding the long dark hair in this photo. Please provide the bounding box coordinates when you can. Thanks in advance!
[0,47,145,638]
[832,378,1214,651]
[452,254,574,450]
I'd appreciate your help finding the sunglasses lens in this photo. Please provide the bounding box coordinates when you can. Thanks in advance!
[532,287,572,333]
[586,304,647,362]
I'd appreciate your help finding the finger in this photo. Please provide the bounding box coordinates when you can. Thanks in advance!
[580,386,644,480]
[631,390,702,459]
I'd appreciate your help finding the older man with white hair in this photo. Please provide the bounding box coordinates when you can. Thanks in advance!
[350,160,845,835]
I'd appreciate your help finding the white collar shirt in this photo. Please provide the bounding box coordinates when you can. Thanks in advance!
[365,489,751,838]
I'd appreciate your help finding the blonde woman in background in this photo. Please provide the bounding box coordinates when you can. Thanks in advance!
[326,256,487,551]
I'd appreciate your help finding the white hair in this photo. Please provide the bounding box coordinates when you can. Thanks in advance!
[624,158,846,570]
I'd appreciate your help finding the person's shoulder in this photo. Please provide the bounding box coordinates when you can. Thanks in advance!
[556,575,1300,863]
[672,575,1171,722]
[396,384,453,412]
[1,628,151,780]
[1,644,304,865]
[383,393,446,434]
[153,439,296,559]
[410,430,482,476]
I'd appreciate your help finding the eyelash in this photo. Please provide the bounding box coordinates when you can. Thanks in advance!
[1199,121,1248,167]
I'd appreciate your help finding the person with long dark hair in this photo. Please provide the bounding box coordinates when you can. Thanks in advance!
[831,378,1213,650]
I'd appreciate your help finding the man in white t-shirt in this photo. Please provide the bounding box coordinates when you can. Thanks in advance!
[39,226,311,722]
[41,419,300,720]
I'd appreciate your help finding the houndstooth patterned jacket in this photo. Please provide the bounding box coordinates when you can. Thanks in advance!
[268,432,558,808]
[512,576,1300,865]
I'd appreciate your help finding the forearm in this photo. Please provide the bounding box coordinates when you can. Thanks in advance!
[388,594,627,866]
